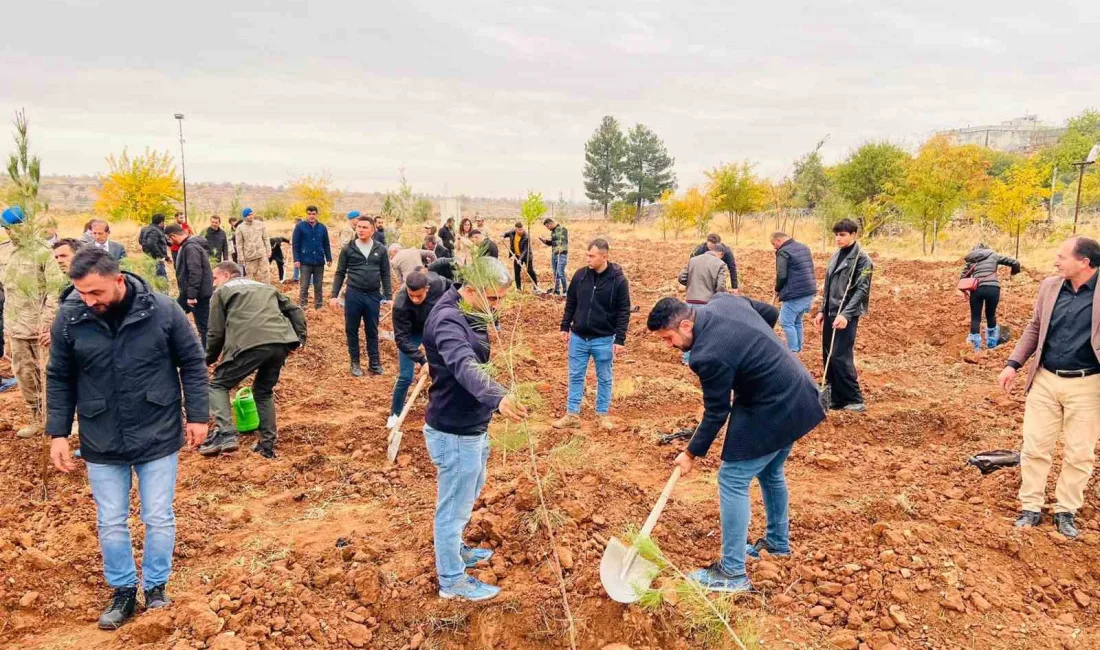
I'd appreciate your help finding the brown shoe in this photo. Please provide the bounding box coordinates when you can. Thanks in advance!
[552,413,581,430]
[597,416,614,432]
[16,424,39,439]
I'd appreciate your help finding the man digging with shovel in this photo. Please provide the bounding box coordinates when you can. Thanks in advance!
[647,293,824,592]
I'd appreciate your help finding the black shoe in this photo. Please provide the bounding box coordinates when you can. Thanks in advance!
[144,584,171,609]
[1014,510,1041,528]
[252,443,276,459]
[98,587,138,630]
[1053,512,1079,539]
[368,362,383,375]
[350,362,363,377]
[198,433,239,457]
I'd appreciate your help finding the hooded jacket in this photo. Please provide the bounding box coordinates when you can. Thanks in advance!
[392,273,452,364]
[46,273,209,465]
[961,244,1020,289]
[175,235,214,302]
[561,262,632,344]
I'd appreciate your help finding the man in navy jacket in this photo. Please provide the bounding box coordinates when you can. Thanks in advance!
[292,205,332,309]
[647,293,824,593]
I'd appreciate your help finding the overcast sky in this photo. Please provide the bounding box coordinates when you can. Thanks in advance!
[2,1,1098,200]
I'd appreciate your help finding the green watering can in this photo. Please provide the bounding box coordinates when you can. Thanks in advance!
[232,388,260,433]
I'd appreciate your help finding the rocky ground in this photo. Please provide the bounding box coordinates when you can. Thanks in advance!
[1,227,1098,650]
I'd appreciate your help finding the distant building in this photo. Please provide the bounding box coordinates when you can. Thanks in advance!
[937,115,1065,154]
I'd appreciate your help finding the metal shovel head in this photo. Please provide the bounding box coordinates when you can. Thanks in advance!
[600,537,659,603]
[386,428,403,464]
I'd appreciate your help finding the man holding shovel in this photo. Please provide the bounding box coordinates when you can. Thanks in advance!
[422,256,527,601]
[388,268,451,429]
[647,293,824,592]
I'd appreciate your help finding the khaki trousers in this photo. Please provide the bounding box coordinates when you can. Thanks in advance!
[242,258,270,283]
[1019,369,1100,514]
[10,336,45,419]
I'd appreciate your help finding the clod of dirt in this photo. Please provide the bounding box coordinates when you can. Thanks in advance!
[828,629,859,649]
[208,632,247,650]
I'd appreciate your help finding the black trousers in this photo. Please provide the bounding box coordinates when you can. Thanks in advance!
[345,288,382,365]
[512,257,538,290]
[968,284,1000,334]
[272,255,285,282]
[210,343,289,447]
[299,264,325,308]
[179,296,211,349]
[822,314,863,407]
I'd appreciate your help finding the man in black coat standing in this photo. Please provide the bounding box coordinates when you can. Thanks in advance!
[46,247,208,630]
[201,215,230,264]
[647,293,824,593]
[166,225,214,349]
[138,213,170,279]
[691,233,738,291]
[331,216,393,377]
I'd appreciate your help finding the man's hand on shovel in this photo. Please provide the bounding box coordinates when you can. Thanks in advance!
[673,451,695,476]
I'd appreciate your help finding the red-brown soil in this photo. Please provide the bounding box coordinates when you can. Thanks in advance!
[1,234,1097,650]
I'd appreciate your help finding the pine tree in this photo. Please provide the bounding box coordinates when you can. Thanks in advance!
[582,116,627,216]
[624,124,677,219]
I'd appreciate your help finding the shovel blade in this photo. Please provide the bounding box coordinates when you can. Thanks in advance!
[600,537,659,603]
[386,428,403,464]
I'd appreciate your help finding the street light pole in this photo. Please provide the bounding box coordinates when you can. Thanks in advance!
[1071,144,1100,234]
[174,113,188,221]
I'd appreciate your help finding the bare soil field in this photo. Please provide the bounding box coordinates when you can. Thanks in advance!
[1,226,1097,650]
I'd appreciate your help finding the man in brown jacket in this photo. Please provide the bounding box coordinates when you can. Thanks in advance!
[234,208,270,282]
[999,236,1100,538]
[678,249,728,305]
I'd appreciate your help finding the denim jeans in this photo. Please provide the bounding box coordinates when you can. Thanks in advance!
[778,294,814,353]
[391,334,423,416]
[717,445,792,577]
[423,424,490,587]
[86,452,179,590]
[551,254,569,295]
[567,333,614,416]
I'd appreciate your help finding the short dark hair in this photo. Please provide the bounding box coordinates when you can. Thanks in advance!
[423,236,437,247]
[306,205,318,213]
[543,218,555,226]
[469,229,482,237]
[164,224,184,237]
[405,269,430,291]
[52,237,84,252]
[210,214,221,222]
[90,219,110,233]
[647,297,693,331]
[151,213,166,226]
[69,246,120,280]
[588,238,609,253]
[356,216,374,226]
[832,219,859,235]
[771,231,788,241]
[214,261,242,277]
[1072,236,1100,268]
[514,221,524,228]
[706,233,721,244]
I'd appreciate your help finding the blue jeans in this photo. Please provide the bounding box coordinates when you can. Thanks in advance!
[390,334,423,416]
[423,424,490,587]
[86,452,179,590]
[551,254,568,295]
[567,333,614,416]
[344,288,382,364]
[717,445,792,577]
[778,295,814,353]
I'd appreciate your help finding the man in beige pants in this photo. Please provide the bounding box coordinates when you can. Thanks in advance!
[234,208,270,283]
[999,236,1100,539]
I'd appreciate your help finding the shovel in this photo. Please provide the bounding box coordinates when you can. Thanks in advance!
[386,368,430,464]
[600,467,681,603]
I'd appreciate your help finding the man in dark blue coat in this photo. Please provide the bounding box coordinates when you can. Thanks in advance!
[647,293,824,593]
[292,205,332,309]
[770,231,817,353]
[45,247,209,630]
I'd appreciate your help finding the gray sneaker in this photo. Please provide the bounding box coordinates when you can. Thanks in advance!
[1014,510,1041,528]
[198,433,239,457]
[1053,512,1079,538]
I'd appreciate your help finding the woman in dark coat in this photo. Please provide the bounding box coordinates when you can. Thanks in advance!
[957,243,1021,351]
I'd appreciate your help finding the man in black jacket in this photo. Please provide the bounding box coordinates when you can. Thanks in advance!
[46,248,208,630]
[138,213,170,279]
[503,222,539,292]
[814,219,874,412]
[166,225,214,349]
[201,215,230,263]
[438,217,456,252]
[269,236,290,282]
[331,216,393,376]
[692,233,738,290]
[388,269,451,426]
[470,229,498,258]
[647,293,824,593]
[553,238,630,431]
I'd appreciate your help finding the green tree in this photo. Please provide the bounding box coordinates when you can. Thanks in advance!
[1041,109,1100,174]
[832,141,909,236]
[624,124,676,219]
[94,148,182,222]
[381,194,398,219]
[982,162,1046,257]
[792,137,830,210]
[228,183,244,221]
[412,197,433,222]
[705,161,766,244]
[520,191,548,229]
[258,196,287,221]
[582,116,627,217]
[657,189,694,240]
[608,200,634,224]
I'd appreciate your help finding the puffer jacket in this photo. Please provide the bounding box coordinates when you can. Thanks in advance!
[961,245,1020,288]
[45,273,209,465]
[234,220,270,262]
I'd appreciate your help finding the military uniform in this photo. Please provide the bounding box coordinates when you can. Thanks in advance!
[234,220,271,283]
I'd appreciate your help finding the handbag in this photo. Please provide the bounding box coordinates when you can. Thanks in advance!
[957,265,980,292]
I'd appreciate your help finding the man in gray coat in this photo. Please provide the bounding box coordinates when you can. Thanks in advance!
[679,249,728,305]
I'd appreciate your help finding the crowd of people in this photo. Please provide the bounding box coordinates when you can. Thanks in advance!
[2,202,1099,629]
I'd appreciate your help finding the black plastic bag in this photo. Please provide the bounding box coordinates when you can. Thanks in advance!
[967,450,1020,475]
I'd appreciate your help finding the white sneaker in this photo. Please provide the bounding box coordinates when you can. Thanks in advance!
[386,415,399,429]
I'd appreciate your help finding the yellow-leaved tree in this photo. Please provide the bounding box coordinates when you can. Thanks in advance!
[288,173,339,223]
[983,162,1046,257]
[705,161,766,244]
[656,189,690,240]
[94,148,182,222]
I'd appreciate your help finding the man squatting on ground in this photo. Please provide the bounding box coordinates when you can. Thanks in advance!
[422,256,528,601]
[46,247,209,629]
[331,215,393,377]
[1000,236,1100,539]
[199,261,307,460]
[388,268,452,428]
[648,293,824,592]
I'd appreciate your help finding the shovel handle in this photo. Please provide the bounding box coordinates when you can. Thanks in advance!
[387,371,429,449]
[620,467,681,579]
